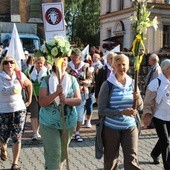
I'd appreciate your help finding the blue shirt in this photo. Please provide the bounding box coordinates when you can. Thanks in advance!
[104,83,136,130]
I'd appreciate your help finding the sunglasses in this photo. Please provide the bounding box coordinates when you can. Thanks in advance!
[3,60,15,65]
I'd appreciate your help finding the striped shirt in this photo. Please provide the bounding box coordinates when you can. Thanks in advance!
[104,83,136,130]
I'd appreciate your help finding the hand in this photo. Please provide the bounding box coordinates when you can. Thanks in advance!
[133,92,142,106]
[56,84,63,95]
[121,108,138,117]
[59,93,66,104]
[25,98,32,107]
[143,113,152,128]
[133,91,140,100]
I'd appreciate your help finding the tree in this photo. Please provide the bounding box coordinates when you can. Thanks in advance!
[65,0,100,47]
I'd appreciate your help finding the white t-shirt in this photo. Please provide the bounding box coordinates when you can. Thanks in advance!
[154,85,170,121]
[0,71,26,113]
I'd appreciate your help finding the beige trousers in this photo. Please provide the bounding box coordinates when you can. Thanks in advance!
[102,125,141,170]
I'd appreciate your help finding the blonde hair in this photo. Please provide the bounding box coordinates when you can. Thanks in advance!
[107,52,117,65]
[112,54,129,67]
[93,53,101,60]
[0,56,19,72]
[34,56,46,64]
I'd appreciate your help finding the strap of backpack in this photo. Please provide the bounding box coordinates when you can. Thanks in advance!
[157,78,161,88]
[15,70,24,88]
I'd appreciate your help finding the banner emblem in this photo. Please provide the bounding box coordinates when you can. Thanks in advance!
[45,7,62,25]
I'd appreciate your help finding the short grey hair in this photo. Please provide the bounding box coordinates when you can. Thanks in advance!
[161,59,170,71]
[149,53,159,62]
[71,48,82,57]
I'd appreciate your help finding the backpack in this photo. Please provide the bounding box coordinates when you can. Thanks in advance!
[106,80,142,134]
[15,70,29,103]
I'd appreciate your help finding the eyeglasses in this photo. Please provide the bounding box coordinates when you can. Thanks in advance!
[3,60,15,65]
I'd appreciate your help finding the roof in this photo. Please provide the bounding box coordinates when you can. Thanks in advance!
[103,35,123,42]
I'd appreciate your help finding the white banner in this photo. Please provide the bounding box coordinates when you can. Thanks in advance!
[6,23,25,70]
[42,3,66,41]
[82,45,89,61]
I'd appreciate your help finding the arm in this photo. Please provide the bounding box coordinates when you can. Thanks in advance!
[98,81,139,118]
[98,81,122,118]
[23,77,33,107]
[133,86,143,111]
[39,78,62,107]
[142,88,157,127]
[62,76,81,106]
[60,88,81,106]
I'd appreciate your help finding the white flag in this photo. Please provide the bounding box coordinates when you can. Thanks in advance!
[82,45,89,61]
[110,44,120,52]
[6,23,25,69]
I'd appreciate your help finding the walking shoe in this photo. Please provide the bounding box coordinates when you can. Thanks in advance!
[86,120,92,128]
[11,164,21,170]
[75,134,83,142]
[32,133,41,141]
[37,133,41,139]
[151,153,160,164]
[32,134,38,141]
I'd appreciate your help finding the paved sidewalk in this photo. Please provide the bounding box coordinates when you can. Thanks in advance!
[0,111,164,170]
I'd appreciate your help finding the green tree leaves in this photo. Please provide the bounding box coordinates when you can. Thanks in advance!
[65,0,100,47]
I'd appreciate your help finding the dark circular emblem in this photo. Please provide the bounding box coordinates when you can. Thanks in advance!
[45,8,62,25]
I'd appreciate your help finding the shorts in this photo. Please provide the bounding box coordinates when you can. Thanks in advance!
[0,110,26,143]
[28,96,40,118]
[76,93,86,122]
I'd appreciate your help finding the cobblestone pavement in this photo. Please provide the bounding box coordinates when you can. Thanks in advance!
[0,111,164,170]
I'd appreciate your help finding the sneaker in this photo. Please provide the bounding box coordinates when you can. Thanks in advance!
[37,133,41,139]
[75,134,83,142]
[82,117,85,125]
[86,120,92,128]
[32,134,38,141]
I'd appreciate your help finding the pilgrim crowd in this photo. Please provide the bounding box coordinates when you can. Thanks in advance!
[0,42,170,170]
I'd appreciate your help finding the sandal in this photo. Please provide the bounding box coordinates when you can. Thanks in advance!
[75,134,83,142]
[1,147,7,161]
[11,164,21,170]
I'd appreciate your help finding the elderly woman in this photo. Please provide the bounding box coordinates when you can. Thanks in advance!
[0,56,32,170]
[39,56,81,170]
[143,59,170,170]
[68,48,92,142]
[98,54,143,170]
[28,56,47,141]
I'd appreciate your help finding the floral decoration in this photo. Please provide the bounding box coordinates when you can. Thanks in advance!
[130,0,158,70]
[36,35,72,65]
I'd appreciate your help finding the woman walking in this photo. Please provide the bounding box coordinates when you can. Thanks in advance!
[0,56,32,170]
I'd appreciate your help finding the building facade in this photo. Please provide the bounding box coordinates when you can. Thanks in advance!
[0,0,64,42]
[100,0,170,53]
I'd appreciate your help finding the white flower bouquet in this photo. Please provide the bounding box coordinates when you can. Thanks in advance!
[36,36,72,64]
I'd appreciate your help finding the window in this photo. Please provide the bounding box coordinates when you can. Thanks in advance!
[119,0,124,10]
[165,0,170,4]
[106,0,111,13]
[21,38,40,53]
[107,29,111,38]
[163,25,170,48]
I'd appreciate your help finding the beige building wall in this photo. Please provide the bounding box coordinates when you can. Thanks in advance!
[100,0,170,53]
